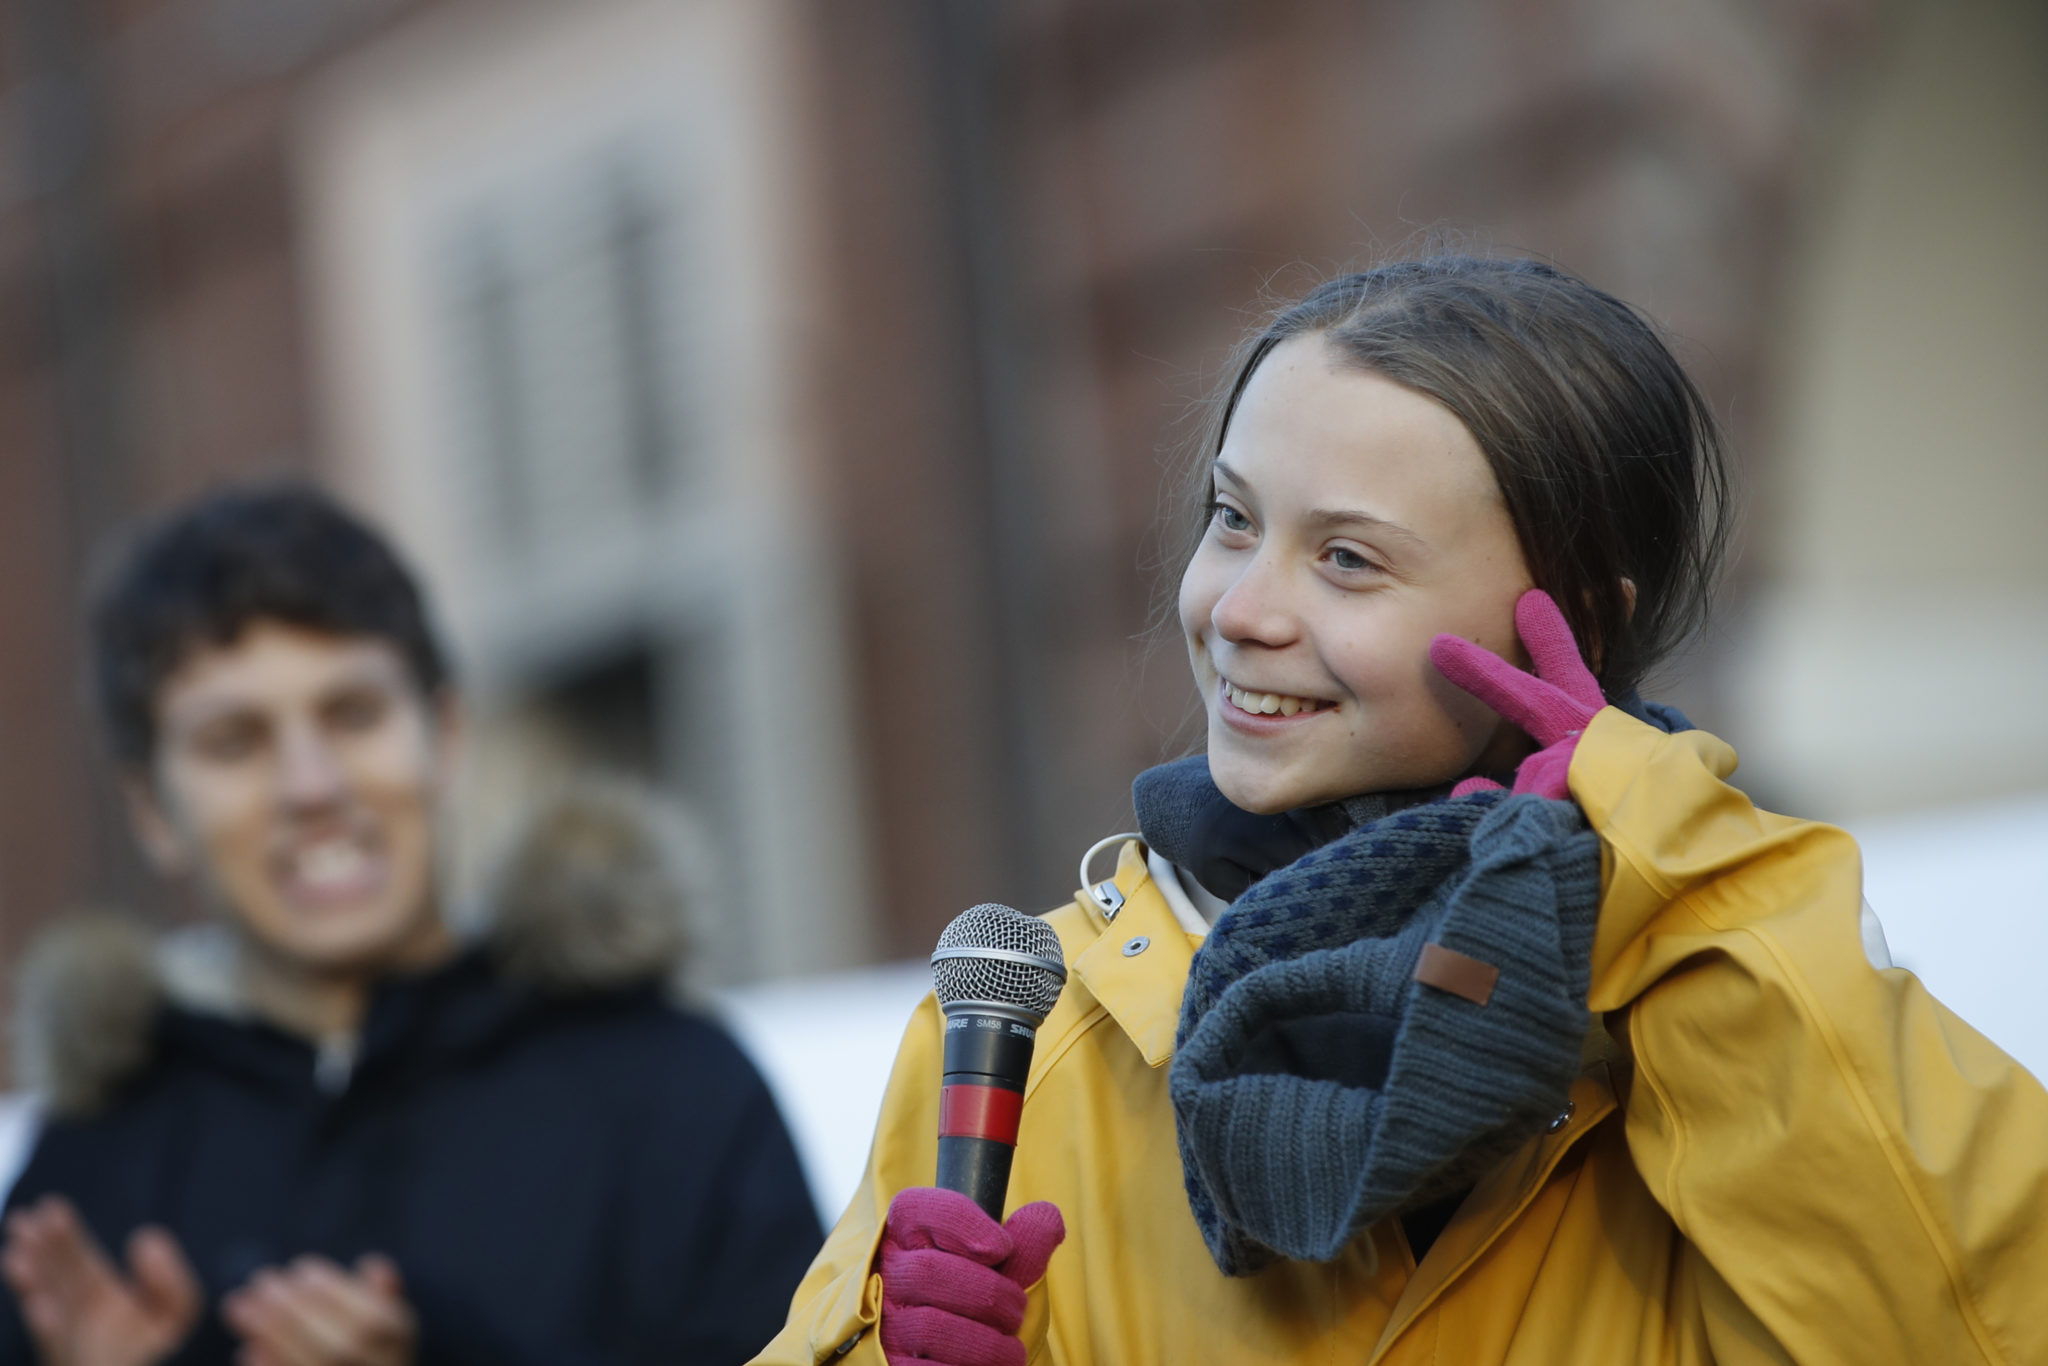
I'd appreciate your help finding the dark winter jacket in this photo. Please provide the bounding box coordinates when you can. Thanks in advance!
[1,790,823,1366]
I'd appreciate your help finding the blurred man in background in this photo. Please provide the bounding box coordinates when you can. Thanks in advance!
[0,482,820,1366]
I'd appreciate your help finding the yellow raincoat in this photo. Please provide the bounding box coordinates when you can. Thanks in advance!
[753,710,2048,1364]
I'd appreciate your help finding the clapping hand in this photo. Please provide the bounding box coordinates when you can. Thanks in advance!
[222,1254,417,1366]
[1,1195,202,1366]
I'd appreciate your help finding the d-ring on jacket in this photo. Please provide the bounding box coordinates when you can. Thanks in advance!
[753,709,2048,1365]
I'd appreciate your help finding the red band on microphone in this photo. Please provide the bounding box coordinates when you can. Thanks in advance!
[939,1083,1024,1145]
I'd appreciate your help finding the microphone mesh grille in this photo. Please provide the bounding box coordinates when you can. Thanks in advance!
[931,903,1066,1020]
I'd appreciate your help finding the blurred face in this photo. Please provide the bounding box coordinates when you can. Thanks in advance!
[1179,335,1535,813]
[128,621,455,977]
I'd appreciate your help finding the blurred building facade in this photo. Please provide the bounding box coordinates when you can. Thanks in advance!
[3,0,2043,1079]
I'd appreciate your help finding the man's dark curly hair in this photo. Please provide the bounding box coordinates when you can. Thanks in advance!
[91,480,453,768]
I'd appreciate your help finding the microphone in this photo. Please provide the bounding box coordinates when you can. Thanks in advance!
[929,903,1068,1220]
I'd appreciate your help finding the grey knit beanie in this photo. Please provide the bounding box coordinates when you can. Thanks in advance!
[1165,792,1601,1275]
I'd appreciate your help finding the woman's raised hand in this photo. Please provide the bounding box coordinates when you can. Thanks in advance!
[877,1187,1064,1366]
[1429,589,1606,802]
[0,1195,202,1366]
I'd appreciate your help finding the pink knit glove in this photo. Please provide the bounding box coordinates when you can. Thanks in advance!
[877,1188,1064,1366]
[1429,589,1605,802]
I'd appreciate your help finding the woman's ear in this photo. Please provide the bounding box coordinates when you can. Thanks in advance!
[1575,578,1639,678]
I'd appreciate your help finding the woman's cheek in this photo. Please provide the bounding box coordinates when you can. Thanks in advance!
[1366,656,1504,783]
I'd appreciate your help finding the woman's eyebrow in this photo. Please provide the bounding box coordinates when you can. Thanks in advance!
[1302,507,1426,549]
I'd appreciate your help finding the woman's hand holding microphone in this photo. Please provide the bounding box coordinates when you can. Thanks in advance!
[877,1188,1063,1366]
[886,904,1068,1365]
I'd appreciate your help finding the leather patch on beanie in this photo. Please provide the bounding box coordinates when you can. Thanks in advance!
[1413,943,1500,1006]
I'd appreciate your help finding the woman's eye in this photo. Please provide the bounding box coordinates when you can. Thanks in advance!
[1209,502,1252,533]
[1328,546,1378,573]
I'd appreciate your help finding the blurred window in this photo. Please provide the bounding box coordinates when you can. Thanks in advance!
[441,156,690,566]
[299,3,876,983]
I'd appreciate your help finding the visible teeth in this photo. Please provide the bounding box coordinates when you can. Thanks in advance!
[1226,682,1320,716]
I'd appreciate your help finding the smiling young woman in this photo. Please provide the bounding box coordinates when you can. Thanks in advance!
[755,256,2048,1366]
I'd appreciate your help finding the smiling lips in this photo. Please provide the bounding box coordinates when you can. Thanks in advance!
[1222,679,1334,719]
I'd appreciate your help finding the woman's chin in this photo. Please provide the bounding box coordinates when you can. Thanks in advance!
[1206,750,1324,816]
[1207,734,1474,813]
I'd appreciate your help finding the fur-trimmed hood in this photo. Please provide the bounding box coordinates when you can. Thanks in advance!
[10,782,701,1118]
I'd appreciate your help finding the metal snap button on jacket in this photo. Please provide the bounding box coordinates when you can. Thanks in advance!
[1122,936,1151,957]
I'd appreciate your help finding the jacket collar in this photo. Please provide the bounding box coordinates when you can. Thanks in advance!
[1067,839,1197,1068]
[1146,850,1225,934]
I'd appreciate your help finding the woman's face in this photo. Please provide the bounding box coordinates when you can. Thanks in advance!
[1179,335,1535,814]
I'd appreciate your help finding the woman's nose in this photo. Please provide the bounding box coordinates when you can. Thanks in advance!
[1210,555,1300,648]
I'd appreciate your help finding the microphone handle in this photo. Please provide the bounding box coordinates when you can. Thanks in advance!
[935,1135,1014,1221]
[936,1006,1038,1221]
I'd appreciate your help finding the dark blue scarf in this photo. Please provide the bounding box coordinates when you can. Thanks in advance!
[1140,696,1689,1275]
